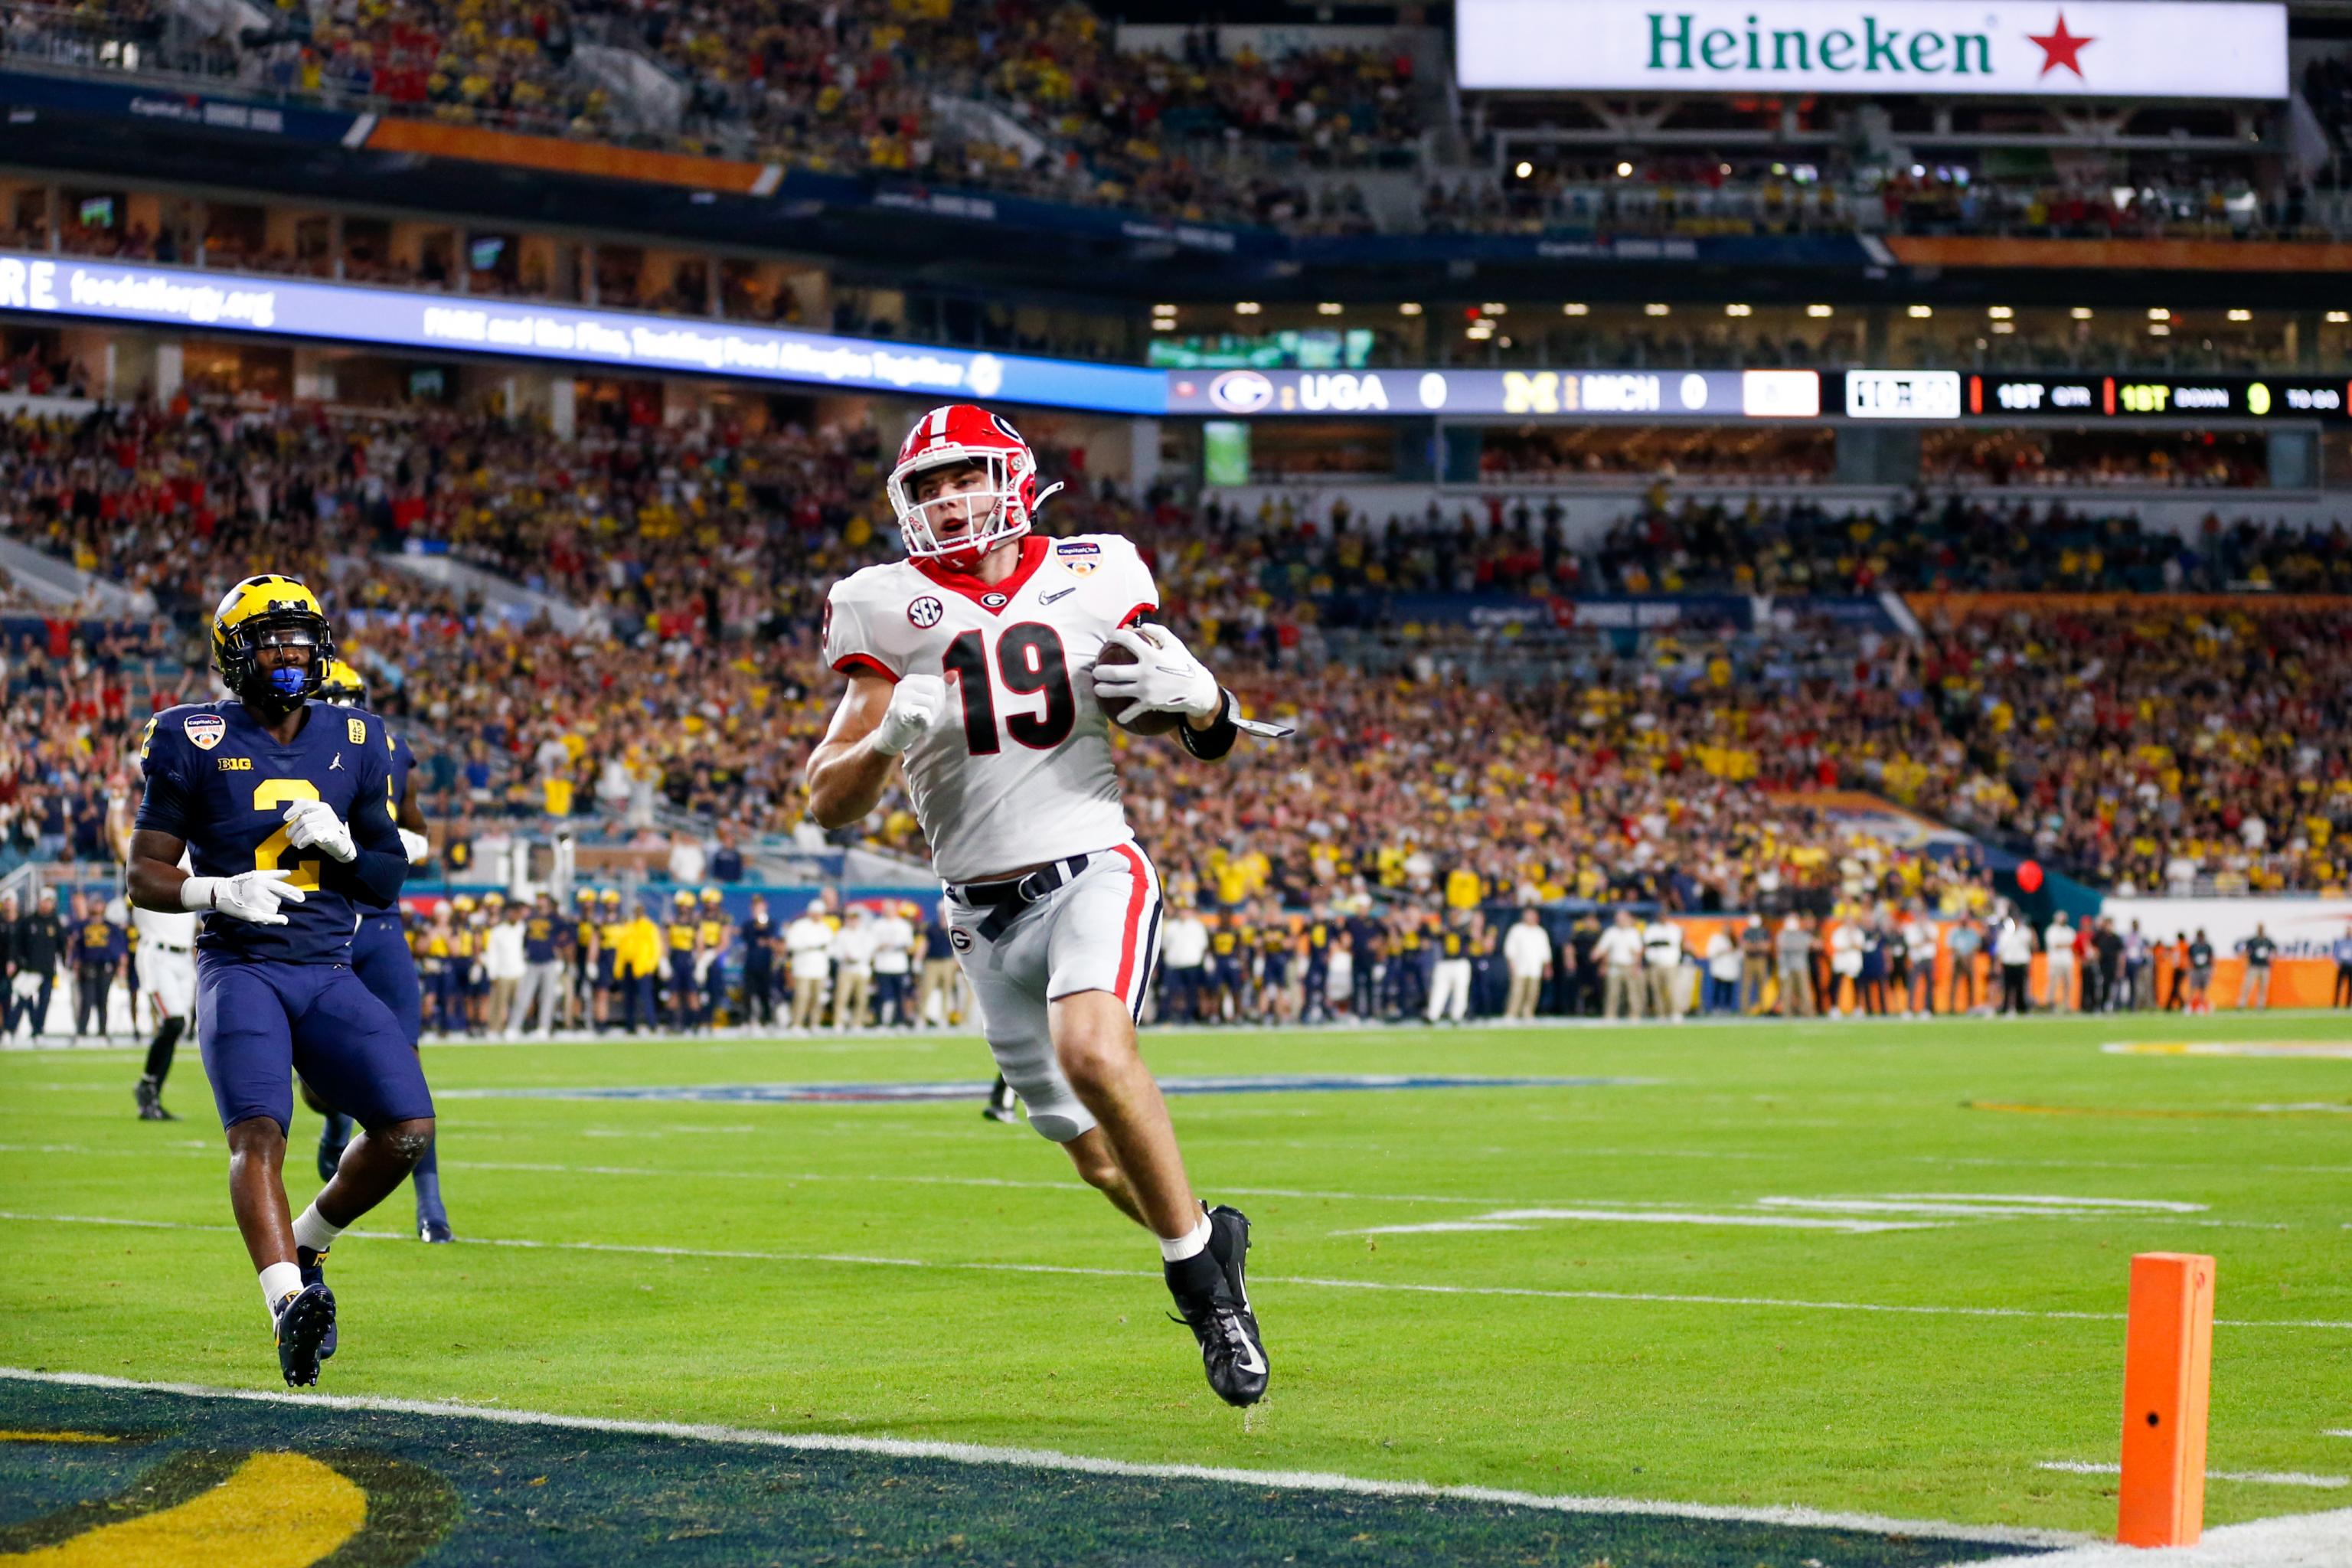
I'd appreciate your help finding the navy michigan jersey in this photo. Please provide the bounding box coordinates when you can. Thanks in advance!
[136,699,404,963]
[350,727,417,917]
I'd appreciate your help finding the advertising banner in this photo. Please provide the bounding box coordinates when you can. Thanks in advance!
[1458,1,2288,99]
[0,250,1166,413]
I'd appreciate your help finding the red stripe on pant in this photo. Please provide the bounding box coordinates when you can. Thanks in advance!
[1112,844,1152,1004]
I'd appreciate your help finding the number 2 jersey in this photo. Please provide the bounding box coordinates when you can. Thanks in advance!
[823,533,1157,883]
[135,698,406,963]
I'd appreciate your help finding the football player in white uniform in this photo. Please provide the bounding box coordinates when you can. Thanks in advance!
[806,403,1274,1406]
[131,863,199,1121]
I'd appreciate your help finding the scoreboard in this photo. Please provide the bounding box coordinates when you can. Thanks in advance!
[1960,373,2350,422]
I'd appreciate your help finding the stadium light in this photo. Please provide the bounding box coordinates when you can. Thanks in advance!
[1991,322,2016,335]
[2329,311,2350,324]
[1514,161,1534,178]
[1481,302,1509,315]
[1563,302,1589,315]
[2072,307,2095,319]
[2147,308,2171,321]
[1398,302,1423,316]
[1725,303,1752,316]
[1615,161,1634,178]
[1645,303,1671,316]
[1317,302,1344,315]
[1988,306,2014,319]
[2149,324,2172,337]
[2226,309,2251,322]
[1235,302,1262,315]
[1807,304,1834,318]
[1907,305,1933,318]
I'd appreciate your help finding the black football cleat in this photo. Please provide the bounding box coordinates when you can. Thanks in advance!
[273,1280,336,1387]
[418,1214,454,1244]
[296,1246,338,1360]
[133,1078,176,1121]
[1168,1207,1269,1407]
[1206,1204,1256,1315]
[982,1076,1018,1124]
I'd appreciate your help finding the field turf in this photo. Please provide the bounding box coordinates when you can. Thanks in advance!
[2,1011,2347,1563]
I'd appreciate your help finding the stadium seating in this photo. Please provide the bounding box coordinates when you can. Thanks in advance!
[7,396,2350,898]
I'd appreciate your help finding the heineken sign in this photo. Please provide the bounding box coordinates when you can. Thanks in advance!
[1457,1,2287,98]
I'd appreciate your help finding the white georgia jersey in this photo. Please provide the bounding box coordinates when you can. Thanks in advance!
[824,533,1158,882]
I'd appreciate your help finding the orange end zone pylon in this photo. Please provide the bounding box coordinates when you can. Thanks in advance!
[2117,1252,2215,1548]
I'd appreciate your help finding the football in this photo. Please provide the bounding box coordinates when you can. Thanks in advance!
[1095,629,1183,736]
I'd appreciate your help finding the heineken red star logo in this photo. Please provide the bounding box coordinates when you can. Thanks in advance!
[2028,10,2094,80]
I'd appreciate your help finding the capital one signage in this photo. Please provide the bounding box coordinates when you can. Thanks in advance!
[1457,1,2287,99]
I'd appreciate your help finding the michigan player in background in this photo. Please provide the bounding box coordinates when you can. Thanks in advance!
[310,658,452,1241]
[126,576,430,1385]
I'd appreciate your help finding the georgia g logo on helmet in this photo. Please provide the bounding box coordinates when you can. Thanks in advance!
[211,573,337,718]
[884,404,1067,572]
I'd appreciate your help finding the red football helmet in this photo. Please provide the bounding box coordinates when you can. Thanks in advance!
[885,404,1064,571]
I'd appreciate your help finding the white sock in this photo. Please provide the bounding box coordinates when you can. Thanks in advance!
[1158,1207,1213,1263]
[259,1260,302,1314]
[291,1204,345,1255]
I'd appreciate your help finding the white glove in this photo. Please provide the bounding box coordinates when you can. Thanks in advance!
[399,827,432,864]
[871,674,947,757]
[181,869,306,926]
[1092,625,1220,725]
[282,799,357,863]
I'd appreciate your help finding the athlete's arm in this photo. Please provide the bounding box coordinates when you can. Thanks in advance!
[322,739,410,906]
[126,828,193,912]
[396,782,431,864]
[805,671,944,829]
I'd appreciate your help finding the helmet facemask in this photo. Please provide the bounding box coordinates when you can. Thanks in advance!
[227,617,332,721]
[887,449,1063,572]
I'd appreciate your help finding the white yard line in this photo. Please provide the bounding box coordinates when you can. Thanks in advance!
[2036,1462,2347,1488]
[1348,1208,1941,1236]
[5,1210,2348,1329]
[0,1365,2083,1550]
[1,1145,2292,1228]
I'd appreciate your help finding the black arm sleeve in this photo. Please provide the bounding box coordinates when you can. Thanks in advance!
[1178,689,1240,762]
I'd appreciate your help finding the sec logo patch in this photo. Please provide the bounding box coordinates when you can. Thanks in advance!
[908,596,945,629]
[182,714,225,751]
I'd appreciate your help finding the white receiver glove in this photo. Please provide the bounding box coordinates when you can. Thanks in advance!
[181,868,307,926]
[282,799,357,863]
[1091,624,1220,726]
[399,827,432,864]
[871,674,947,757]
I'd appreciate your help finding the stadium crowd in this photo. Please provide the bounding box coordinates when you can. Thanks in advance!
[5,398,2352,899]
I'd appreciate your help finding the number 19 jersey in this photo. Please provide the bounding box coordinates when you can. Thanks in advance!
[823,534,1158,883]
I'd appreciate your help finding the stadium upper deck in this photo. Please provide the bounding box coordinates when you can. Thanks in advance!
[2,0,2352,320]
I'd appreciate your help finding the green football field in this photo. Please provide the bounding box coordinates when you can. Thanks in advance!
[3,1011,2348,1564]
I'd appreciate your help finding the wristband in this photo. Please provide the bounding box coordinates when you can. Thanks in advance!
[1178,689,1240,762]
[179,876,220,913]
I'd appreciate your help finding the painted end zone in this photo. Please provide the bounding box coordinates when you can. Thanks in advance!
[0,1374,2058,1566]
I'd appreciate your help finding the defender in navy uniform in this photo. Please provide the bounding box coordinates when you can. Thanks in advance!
[126,576,430,1387]
[308,659,452,1241]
